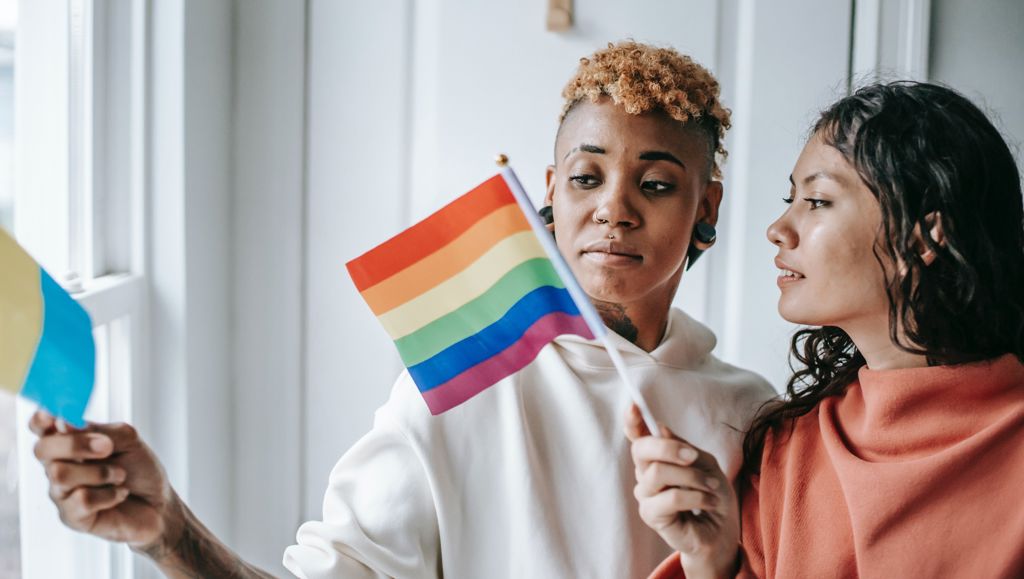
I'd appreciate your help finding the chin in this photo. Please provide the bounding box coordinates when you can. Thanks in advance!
[777,302,828,327]
[581,279,639,305]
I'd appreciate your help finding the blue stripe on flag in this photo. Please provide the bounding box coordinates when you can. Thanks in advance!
[407,285,581,392]
[19,270,95,427]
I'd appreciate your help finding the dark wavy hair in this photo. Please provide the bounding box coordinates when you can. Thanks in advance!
[742,81,1024,476]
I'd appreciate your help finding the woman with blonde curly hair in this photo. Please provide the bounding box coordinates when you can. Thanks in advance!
[29,41,773,578]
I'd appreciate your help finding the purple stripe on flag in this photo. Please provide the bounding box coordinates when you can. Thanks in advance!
[421,311,593,414]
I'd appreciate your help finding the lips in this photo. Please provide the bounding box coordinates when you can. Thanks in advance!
[774,257,805,285]
[581,240,643,265]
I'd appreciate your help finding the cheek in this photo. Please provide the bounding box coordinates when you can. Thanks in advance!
[648,228,689,270]
[819,231,877,287]
[551,197,599,284]
[781,224,889,324]
[646,203,697,261]
[551,197,587,251]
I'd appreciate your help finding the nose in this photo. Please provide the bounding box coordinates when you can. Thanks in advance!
[766,211,796,248]
[592,179,640,228]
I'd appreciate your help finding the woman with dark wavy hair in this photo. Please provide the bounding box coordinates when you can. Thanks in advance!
[629,81,1024,578]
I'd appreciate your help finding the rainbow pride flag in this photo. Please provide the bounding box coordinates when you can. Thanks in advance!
[0,228,95,427]
[347,171,596,414]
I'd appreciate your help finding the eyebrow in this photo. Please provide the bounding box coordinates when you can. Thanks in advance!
[639,151,685,168]
[788,171,843,186]
[563,143,605,161]
[562,145,686,169]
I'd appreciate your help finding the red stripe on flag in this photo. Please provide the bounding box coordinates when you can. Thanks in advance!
[419,312,593,414]
[347,174,517,291]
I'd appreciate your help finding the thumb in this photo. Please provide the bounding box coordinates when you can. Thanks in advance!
[624,403,652,440]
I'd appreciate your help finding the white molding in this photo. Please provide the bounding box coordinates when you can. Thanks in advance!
[851,0,932,83]
[898,0,931,80]
[75,274,145,327]
[851,0,881,82]
[230,0,306,573]
[146,0,233,559]
[720,0,756,364]
[68,0,94,279]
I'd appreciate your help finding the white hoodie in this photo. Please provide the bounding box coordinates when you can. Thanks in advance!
[283,308,775,578]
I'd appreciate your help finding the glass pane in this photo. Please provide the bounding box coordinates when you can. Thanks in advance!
[0,393,18,579]
[0,1,19,577]
[0,1,13,232]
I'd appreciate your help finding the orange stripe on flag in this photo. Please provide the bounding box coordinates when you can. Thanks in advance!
[348,175,516,291]
[359,204,531,315]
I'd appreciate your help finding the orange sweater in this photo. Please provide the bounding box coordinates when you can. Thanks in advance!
[650,355,1024,579]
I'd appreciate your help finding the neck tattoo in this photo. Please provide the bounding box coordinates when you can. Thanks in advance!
[595,301,639,344]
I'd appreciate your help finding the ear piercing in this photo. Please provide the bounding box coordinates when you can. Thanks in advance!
[539,205,554,225]
[686,223,717,270]
[693,222,716,245]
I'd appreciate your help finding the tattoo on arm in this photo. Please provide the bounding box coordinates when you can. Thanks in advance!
[595,301,639,344]
[139,498,277,579]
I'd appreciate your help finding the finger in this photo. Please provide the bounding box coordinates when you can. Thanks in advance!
[639,488,718,529]
[83,422,141,454]
[47,461,128,499]
[631,435,700,471]
[60,486,131,527]
[29,410,57,437]
[634,462,718,498]
[34,431,115,462]
[624,404,651,441]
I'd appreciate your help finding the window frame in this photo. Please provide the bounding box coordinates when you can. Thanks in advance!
[14,0,149,577]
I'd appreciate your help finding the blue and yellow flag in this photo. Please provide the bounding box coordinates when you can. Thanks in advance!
[0,228,95,426]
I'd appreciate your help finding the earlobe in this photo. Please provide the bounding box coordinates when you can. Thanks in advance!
[917,211,946,266]
[920,248,937,266]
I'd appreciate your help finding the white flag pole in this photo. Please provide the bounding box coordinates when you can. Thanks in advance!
[498,158,660,436]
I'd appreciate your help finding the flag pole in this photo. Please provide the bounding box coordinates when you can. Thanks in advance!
[496,155,660,437]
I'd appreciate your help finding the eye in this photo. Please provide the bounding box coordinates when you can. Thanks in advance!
[641,180,674,195]
[782,195,794,204]
[804,198,830,210]
[569,174,599,188]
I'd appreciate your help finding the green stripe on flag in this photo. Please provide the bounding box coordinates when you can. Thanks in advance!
[393,258,566,366]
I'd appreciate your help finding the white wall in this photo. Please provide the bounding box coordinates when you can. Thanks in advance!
[928,0,1024,164]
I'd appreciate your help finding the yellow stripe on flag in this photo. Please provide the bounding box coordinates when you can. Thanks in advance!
[0,229,45,394]
[376,230,547,340]
[360,204,531,315]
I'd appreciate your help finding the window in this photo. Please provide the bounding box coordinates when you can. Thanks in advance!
[13,1,147,577]
[0,2,19,577]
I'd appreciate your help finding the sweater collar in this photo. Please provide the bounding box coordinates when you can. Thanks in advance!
[554,307,717,369]
[832,354,1024,459]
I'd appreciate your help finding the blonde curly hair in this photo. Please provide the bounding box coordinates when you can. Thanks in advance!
[560,41,731,179]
